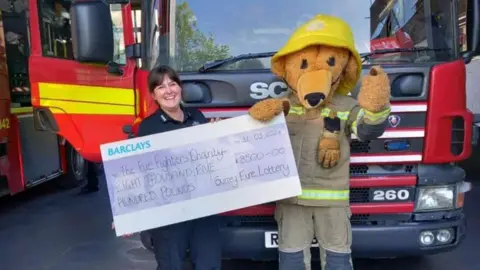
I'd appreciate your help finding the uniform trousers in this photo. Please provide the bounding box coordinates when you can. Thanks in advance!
[149,215,222,270]
[275,204,354,270]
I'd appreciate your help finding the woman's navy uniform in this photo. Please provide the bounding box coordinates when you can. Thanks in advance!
[137,106,222,270]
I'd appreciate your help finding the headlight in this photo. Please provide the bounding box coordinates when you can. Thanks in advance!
[415,186,454,211]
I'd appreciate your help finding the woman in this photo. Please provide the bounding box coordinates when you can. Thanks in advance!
[115,65,222,270]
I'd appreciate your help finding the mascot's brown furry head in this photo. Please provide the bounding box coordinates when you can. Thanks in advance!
[248,14,392,169]
[248,14,391,122]
[270,14,363,109]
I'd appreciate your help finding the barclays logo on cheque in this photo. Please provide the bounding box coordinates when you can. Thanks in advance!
[108,140,152,157]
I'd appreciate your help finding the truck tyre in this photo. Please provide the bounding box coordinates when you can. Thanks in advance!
[56,143,88,189]
[140,231,154,252]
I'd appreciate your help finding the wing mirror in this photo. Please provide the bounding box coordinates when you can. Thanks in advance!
[463,0,480,63]
[70,1,114,64]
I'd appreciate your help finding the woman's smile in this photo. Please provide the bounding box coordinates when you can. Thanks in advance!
[163,94,177,100]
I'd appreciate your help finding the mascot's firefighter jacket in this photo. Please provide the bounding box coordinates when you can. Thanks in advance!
[248,14,392,270]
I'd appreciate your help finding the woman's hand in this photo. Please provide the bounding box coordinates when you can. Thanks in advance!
[209,117,222,123]
[112,221,135,238]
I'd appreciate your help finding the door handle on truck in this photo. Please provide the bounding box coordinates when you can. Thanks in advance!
[122,124,135,139]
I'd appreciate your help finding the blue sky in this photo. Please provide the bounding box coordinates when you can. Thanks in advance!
[179,0,373,56]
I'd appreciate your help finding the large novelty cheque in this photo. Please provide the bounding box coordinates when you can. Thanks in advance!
[101,114,302,236]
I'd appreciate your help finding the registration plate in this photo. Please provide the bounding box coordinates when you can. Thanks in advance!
[264,231,319,248]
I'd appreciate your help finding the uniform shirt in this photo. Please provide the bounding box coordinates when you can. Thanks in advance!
[137,106,209,137]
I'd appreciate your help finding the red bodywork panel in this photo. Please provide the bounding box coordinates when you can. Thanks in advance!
[4,114,25,194]
[222,203,415,216]
[28,1,137,163]
[28,57,136,163]
[423,59,473,163]
[136,69,153,119]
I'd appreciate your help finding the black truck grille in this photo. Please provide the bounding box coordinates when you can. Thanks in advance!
[350,188,370,203]
[451,116,465,156]
[350,138,424,154]
[226,214,411,226]
[351,140,371,153]
[350,164,414,175]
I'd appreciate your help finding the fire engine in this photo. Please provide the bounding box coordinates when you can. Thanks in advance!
[0,0,91,198]
[13,0,480,261]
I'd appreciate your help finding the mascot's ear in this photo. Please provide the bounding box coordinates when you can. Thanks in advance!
[343,55,359,83]
[271,57,286,78]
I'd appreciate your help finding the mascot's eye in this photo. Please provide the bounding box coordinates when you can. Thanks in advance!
[301,59,308,69]
[327,56,336,67]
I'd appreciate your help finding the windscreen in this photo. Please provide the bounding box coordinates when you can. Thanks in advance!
[154,0,457,72]
[369,0,456,62]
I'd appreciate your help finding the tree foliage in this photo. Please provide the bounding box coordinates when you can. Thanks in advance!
[174,2,230,71]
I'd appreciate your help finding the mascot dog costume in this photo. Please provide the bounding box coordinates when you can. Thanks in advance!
[248,15,391,270]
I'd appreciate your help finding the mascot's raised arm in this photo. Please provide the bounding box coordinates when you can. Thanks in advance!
[248,15,391,270]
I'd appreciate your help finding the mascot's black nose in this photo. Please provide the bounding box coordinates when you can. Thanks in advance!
[304,93,326,107]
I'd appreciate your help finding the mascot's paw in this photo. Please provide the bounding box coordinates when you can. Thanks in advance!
[318,136,341,169]
[248,98,290,122]
[358,65,391,113]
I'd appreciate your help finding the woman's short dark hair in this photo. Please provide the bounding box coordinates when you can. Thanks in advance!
[147,65,183,93]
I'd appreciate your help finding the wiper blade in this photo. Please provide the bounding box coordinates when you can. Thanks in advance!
[361,46,451,60]
[198,51,276,72]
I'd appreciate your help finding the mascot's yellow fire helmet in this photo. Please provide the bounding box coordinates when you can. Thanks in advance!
[271,14,363,96]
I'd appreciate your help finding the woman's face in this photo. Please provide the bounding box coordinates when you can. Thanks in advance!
[151,75,182,110]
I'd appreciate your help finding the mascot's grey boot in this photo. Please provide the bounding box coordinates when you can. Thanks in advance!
[278,250,307,270]
[324,250,354,270]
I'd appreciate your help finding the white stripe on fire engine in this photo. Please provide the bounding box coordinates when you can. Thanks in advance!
[351,130,425,139]
[390,104,427,112]
[201,104,428,118]
[350,154,422,164]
